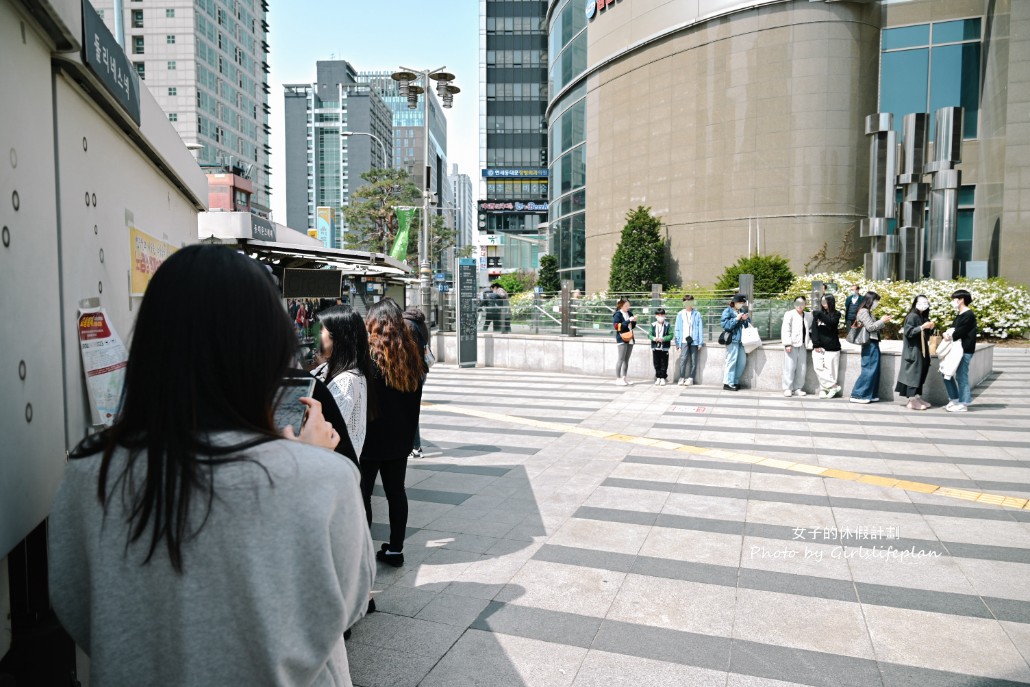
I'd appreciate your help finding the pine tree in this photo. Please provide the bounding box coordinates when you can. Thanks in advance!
[537,254,560,293]
[342,168,421,254]
[608,206,666,292]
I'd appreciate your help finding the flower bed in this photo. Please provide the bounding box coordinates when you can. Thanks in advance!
[779,269,1030,340]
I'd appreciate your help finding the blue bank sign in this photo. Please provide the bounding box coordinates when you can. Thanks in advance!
[482,168,549,178]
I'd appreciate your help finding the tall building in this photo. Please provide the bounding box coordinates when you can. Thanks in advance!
[93,0,272,212]
[479,0,549,282]
[570,0,1030,289]
[283,60,393,248]
[449,164,475,250]
[357,71,452,225]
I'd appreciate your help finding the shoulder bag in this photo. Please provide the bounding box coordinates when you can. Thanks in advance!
[927,329,942,356]
[740,325,763,353]
[845,319,869,346]
[718,329,732,346]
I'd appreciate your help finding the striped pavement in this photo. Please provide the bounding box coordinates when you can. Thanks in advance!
[348,348,1030,686]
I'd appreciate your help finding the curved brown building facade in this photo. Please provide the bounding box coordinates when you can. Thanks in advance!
[566,0,1030,291]
[582,0,880,289]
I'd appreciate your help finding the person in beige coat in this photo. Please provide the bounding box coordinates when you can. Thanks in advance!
[781,296,813,397]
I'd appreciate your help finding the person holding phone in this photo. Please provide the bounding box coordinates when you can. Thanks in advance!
[360,298,426,567]
[48,245,374,685]
[613,298,637,386]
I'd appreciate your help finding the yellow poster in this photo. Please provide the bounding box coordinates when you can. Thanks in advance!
[130,227,177,295]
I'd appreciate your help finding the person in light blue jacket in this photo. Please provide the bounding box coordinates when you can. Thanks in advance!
[674,294,704,385]
[720,294,751,391]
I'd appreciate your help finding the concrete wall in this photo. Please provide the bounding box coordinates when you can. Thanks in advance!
[433,332,993,407]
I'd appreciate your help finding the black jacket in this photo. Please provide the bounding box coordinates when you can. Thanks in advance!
[810,310,841,351]
[362,365,424,462]
[951,310,978,354]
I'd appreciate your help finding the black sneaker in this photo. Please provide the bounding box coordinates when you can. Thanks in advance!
[377,543,405,567]
[723,384,739,391]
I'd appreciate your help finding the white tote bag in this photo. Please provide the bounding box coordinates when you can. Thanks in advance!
[740,325,763,353]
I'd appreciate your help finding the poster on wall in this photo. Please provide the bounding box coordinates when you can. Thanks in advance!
[78,306,129,427]
[130,227,177,296]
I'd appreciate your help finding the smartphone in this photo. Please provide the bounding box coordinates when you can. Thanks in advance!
[273,376,316,435]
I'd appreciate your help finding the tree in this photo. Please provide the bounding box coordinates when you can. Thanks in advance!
[426,213,456,268]
[494,270,536,294]
[608,206,666,292]
[342,168,421,254]
[715,254,795,295]
[537,254,560,293]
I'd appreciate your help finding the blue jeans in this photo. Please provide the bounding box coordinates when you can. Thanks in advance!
[724,342,746,385]
[943,352,973,404]
[851,340,881,400]
[677,344,698,381]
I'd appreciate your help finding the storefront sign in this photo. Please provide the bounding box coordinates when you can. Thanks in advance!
[482,168,549,178]
[130,227,178,296]
[251,216,276,242]
[81,0,141,125]
[586,0,620,20]
[478,200,549,213]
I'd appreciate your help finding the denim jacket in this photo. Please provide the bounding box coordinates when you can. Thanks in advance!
[720,307,749,344]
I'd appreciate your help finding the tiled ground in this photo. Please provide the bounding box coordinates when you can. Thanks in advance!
[348,348,1030,686]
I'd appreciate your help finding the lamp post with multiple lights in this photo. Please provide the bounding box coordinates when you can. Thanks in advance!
[390,66,460,314]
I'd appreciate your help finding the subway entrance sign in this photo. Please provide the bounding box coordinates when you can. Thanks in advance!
[456,258,478,368]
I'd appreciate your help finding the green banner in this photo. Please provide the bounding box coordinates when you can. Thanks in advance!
[389,208,415,261]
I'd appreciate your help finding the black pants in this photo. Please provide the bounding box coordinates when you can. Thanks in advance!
[359,456,408,552]
[652,349,670,379]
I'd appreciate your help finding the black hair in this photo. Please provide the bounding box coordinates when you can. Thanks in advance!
[907,294,930,322]
[682,294,694,302]
[318,305,374,381]
[951,289,972,305]
[859,291,880,311]
[655,308,666,315]
[822,294,836,312]
[71,245,296,573]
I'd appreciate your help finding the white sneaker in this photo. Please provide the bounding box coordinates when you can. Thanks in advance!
[678,378,686,386]
[660,378,667,386]
[625,379,634,386]
[945,400,956,410]
[850,397,871,404]
[615,378,628,386]
[784,389,793,397]
[654,378,661,386]
[793,390,808,397]
[686,378,693,386]
[946,402,968,412]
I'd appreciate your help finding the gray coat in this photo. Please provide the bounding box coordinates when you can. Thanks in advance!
[896,311,930,388]
[855,307,887,343]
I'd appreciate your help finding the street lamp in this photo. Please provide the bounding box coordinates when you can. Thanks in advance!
[391,66,460,315]
[340,131,389,170]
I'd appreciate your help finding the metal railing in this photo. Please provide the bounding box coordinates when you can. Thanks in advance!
[440,288,793,342]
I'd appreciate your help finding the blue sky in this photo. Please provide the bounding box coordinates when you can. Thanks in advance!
[267,1,481,222]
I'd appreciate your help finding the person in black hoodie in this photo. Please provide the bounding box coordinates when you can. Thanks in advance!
[361,298,425,566]
[810,294,842,399]
[402,306,431,458]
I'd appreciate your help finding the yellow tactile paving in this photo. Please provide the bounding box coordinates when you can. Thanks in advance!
[423,401,1030,511]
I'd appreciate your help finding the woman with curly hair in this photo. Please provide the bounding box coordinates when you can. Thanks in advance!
[361,298,425,566]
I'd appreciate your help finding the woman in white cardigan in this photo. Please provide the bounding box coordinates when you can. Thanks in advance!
[314,305,374,456]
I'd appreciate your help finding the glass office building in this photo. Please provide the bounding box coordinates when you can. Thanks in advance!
[546,0,587,289]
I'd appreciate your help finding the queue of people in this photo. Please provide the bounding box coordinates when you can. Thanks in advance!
[47,245,431,684]
[610,287,979,410]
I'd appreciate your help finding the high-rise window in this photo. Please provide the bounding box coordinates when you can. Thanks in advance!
[165,8,174,17]
[880,18,982,139]
[132,36,144,54]
[167,61,177,70]
[168,87,177,96]
[166,35,176,44]
[134,62,145,79]
[131,10,143,28]
[168,113,178,122]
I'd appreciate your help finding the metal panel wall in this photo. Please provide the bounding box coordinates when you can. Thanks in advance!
[53,73,199,447]
[0,0,67,560]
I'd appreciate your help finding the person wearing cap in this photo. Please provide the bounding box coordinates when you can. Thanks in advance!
[649,307,674,386]
[780,296,813,397]
[720,294,751,391]
[674,294,704,386]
